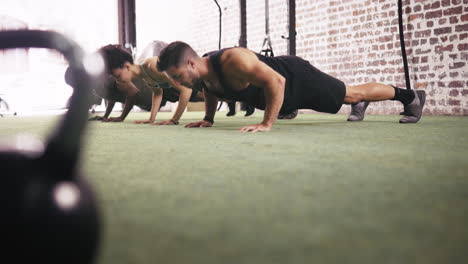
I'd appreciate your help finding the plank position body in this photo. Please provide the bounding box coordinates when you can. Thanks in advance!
[65,66,160,121]
[157,41,426,132]
[98,44,204,125]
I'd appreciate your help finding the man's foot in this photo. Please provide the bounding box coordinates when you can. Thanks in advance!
[278,110,298,119]
[226,101,236,116]
[347,101,370,121]
[245,105,255,117]
[399,90,426,123]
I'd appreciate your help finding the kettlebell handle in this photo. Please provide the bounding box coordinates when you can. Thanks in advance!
[0,30,100,179]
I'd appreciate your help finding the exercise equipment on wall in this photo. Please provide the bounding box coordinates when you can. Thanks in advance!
[260,0,274,57]
[398,0,411,91]
[397,0,412,115]
[0,30,103,264]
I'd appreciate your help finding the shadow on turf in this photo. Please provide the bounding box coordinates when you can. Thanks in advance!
[275,120,398,126]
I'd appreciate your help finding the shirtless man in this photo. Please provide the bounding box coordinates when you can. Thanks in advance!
[97,44,203,125]
[156,41,425,132]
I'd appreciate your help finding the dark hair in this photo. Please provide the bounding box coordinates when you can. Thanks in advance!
[98,44,134,74]
[157,41,197,72]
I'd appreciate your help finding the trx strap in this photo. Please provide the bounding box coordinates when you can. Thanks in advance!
[213,0,222,49]
[260,0,274,57]
[398,0,411,90]
[213,0,224,111]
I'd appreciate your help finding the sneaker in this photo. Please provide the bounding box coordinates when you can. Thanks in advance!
[278,110,298,119]
[244,105,255,117]
[226,101,236,116]
[347,101,370,121]
[399,90,426,123]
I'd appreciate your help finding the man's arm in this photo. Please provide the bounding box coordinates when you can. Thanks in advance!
[185,88,218,128]
[225,49,285,132]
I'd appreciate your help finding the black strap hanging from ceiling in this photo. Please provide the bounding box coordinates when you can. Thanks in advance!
[260,0,274,57]
[398,0,411,90]
[213,0,224,111]
[213,0,222,49]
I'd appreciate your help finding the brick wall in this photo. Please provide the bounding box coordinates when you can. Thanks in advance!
[185,0,468,115]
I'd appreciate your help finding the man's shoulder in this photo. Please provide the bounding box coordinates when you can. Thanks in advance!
[203,47,252,57]
[222,48,256,66]
[223,47,253,56]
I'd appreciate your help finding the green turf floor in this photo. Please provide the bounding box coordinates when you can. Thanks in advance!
[1,112,467,264]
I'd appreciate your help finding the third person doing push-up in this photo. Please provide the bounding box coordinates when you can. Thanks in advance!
[156,41,426,133]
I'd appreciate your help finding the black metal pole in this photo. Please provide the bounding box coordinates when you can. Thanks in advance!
[126,0,136,49]
[288,0,296,56]
[118,0,136,52]
[117,0,125,46]
[239,0,247,48]
[398,0,411,90]
[265,0,270,35]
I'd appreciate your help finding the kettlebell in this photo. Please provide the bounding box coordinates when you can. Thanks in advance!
[0,30,103,264]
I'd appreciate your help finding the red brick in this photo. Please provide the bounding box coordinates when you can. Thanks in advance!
[439,18,448,25]
[425,10,443,19]
[450,72,459,78]
[448,99,460,106]
[415,30,432,38]
[462,14,468,22]
[461,90,468,96]
[455,24,468,32]
[450,16,459,24]
[444,6,463,15]
[458,43,468,51]
[461,52,468,60]
[449,35,458,41]
[449,89,460,96]
[420,65,430,71]
[378,35,393,42]
[436,44,454,53]
[442,0,451,6]
[410,13,424,20]
[449,81,464,87]
[415,48,431,55]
